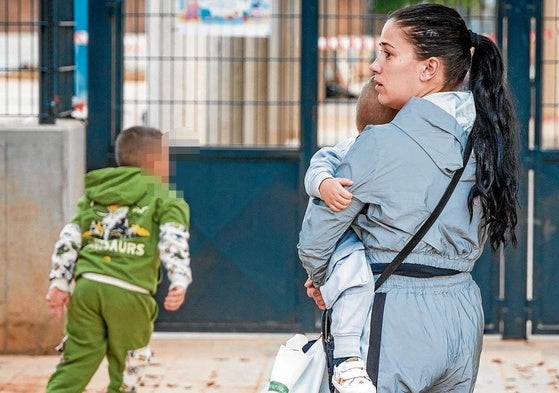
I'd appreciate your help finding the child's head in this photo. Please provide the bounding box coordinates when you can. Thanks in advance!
[115,126,169,178]
[355,76,398,132]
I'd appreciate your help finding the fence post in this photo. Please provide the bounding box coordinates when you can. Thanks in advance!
[500,0,534,339]
[299,0,319,330]
[87,0,124,170]
[39,0,74,124]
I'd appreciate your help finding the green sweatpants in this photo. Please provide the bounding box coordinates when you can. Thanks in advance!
[46,278,158,393]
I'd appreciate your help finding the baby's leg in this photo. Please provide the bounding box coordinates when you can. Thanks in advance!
[328,250,376,393]
[330,277,374,359]
[326,249,374,359]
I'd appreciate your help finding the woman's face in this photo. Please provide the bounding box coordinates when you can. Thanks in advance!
[369,19,428,110]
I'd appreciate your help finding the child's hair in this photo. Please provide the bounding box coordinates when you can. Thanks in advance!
[115,126,163,167]
[356,77,398,132]
[389,3,520,250]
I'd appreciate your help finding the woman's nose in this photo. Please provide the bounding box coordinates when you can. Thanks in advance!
[369,59,380,74]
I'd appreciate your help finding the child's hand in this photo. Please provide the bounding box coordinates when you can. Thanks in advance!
[319,178,354,212]
[164,286,186,311]
[45,287,70,320]
[304,279,326,310]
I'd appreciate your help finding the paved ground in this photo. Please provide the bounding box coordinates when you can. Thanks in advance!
[1,333,559,393]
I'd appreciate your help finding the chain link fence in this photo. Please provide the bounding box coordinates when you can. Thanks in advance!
[1,1,557,148]
[0,0,40,119]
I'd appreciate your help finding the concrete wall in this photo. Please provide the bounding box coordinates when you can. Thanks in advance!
[0,120,85,354]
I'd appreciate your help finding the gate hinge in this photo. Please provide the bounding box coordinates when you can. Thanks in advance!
[496,298,534,321]
[500,0,538,18]
[521,150,538,170]
[496,297,505,318]
[106,0,123,15]
[526,298,535,320]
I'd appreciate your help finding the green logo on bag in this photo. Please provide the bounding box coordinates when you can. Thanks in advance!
[268,381,289,393]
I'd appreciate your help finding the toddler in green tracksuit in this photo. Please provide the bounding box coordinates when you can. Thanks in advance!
[45,126,192,393]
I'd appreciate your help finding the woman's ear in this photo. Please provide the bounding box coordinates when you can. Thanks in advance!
[419,57,441,82]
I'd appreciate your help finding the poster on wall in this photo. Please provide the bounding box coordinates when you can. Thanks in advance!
[177,0,272,37]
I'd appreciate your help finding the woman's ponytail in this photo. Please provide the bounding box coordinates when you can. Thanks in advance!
[390,4,520,250]
[468,34,520,250]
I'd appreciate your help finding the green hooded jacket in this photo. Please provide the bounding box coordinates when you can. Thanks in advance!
[69,166,190,294]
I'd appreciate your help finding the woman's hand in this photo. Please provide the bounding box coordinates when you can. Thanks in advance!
[304,279,326,310]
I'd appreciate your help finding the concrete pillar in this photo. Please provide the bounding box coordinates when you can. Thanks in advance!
[0,120,85,354]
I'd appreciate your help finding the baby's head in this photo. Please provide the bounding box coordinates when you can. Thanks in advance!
[355,77,398,132]
[115,126,169,178]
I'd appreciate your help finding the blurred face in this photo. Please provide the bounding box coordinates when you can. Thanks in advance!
[147,135,169,179]
[369,19,428,110]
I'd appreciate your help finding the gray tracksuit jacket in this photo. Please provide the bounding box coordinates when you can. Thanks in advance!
[298,92,487,287]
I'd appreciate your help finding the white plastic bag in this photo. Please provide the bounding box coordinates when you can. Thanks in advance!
[261,334,330,393]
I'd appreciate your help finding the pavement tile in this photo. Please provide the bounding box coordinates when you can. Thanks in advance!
[1,333,559,393]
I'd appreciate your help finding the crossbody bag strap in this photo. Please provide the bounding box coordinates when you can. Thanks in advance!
[374,137,473,291]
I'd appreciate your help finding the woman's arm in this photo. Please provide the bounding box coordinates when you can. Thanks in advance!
[298,128,381,287]
[298,196,366,287]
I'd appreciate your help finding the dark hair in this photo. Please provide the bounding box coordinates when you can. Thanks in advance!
[115,126,162,167]
[389,3,520,250]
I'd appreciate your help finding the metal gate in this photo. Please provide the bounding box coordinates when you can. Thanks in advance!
[80,0,557,336]
[118,1,315,332]
[531,0,559,335]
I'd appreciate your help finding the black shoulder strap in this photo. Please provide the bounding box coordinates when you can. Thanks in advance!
[374,137,473,291]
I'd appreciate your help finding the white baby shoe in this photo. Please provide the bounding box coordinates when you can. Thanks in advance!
[332,357,376,393]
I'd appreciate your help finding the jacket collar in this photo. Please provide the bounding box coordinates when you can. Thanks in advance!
[389,95,474,173]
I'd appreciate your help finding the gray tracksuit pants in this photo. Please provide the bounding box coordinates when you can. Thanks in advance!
[364,273,484,393]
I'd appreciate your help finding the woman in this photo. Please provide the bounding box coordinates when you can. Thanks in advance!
[298,3,519,392]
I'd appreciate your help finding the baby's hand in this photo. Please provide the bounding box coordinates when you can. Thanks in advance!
[164,286,186,311]
[319,177,354,212]
[45,287,70,320]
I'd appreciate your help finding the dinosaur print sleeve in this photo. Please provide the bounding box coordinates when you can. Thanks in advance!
[49,223,82,292]
[158,222,192,290]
